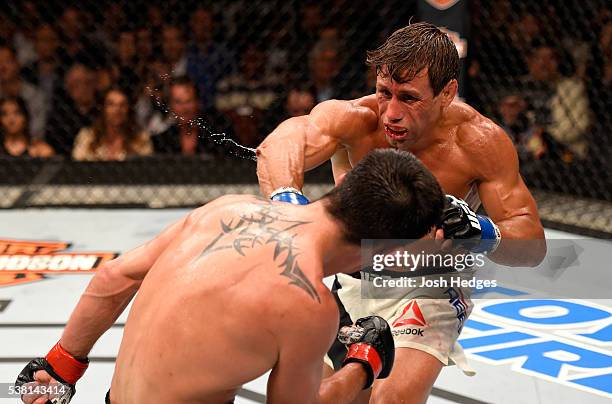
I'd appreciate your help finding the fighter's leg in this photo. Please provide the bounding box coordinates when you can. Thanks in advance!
[369,347,442,404]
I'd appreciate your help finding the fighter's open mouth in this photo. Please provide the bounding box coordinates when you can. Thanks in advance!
[384,125,409,139]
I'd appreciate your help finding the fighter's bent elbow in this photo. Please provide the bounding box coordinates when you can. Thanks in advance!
[507,221,547,267]
[90,258,141,294]
[527,231,547,267]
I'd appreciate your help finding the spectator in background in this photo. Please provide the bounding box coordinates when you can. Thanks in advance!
[186,6,235,110]
[295,3,323,57]
[589,19,612,167]
[21,24,63,104]
[94,62,117,95]
[146,4,165,34]
[284,85,316,118]
[161,24,188,77]
[509,13,542,66]
[45,63,98,155]
[153,76,226,156]
[494,94,546,161]
[0,13,17,47]
[72,87,151,161]
[135,60,173,136]
[262,84,316,135]
[57,7,87,66]
[114,28,140,97]
[0,45,47,141]
[216,45,280,148]
[500,43,591,161]
[136,26,154,62]
[0,96,53,157]
[13,2,39,68]
[308,40,342,102]
[266,17,293,82]
[135,27,154,78]
[94,2,127,52]
[593,21,612,128]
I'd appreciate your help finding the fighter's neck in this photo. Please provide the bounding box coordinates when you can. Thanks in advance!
[300,201,361,277]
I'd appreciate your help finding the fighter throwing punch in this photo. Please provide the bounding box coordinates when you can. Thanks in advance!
[257,22,546,403]
[16,149,445,403]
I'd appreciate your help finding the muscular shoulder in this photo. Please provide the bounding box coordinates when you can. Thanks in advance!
[186,195,265,223]
[309,95,379,141]
[453,102,518,181]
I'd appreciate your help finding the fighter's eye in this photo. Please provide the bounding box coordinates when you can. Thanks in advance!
[400,95,417,103]
[378,89,391,98]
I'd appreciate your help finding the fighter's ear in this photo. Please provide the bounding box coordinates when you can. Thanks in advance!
[439,79,458,108]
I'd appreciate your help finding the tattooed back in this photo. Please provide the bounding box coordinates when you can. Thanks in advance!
[111,194,338,403]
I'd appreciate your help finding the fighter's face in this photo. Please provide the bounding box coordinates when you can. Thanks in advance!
[376,68,441,150]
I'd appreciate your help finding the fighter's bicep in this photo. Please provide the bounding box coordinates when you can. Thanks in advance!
[304,100,377,170]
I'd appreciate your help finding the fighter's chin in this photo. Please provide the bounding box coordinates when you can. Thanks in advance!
[384,132,417,149]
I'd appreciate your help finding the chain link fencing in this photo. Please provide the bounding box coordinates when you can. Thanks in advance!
[0,0,610,235]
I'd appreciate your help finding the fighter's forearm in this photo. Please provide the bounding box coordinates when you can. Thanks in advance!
[489,214,546,267]
[59,263,140,359]
[256,117,308,197]
[318,363,367,404]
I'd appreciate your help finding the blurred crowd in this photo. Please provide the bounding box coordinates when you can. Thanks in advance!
[468,0,611,167]
[0,0,609,172]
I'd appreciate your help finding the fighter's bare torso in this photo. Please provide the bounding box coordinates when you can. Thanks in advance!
[109,196,336,403]
[337,94,497,200]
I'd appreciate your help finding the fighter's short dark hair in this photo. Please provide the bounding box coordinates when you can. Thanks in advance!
[366,22,459,95]
[324,149,444,244]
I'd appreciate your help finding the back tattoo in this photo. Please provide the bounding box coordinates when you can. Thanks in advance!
[199,202,321,303]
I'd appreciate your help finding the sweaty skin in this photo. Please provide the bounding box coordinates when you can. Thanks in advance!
[27,195,372,404]
[257,69,546,266]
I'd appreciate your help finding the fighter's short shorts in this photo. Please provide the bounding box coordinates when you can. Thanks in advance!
[105,389,110,403]
[325,273,475,375]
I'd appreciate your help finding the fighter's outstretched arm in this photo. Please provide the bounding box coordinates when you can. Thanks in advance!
[256,99,377,197]
[60,214,188,357]
[16,214,190,403]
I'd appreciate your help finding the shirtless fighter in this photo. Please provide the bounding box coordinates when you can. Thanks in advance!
[257,23,546,403]
[16,149,445,404]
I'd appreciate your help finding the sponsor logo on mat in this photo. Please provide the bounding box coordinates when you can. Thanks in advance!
[460,293,612,398]
[0,239,118,287]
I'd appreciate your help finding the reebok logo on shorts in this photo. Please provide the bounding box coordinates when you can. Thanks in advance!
[391,300,427,327]
[392,328,424,337]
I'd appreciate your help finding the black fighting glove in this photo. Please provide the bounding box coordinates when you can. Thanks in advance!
[15,342,88,404]
[440,195,501,253]
[339,315,395,389]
